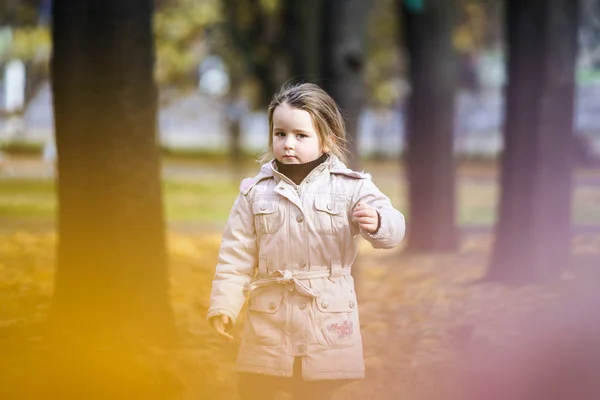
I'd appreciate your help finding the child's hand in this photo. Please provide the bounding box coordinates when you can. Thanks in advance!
[353,202,379,234]
[210,315,234,342]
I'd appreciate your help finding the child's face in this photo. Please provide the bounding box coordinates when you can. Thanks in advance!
[272,103,324,164]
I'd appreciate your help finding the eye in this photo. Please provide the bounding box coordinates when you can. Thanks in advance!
[274,131,285,137]
[296,133,307,139]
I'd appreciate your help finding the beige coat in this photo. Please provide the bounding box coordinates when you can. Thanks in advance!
[207,155,405,380]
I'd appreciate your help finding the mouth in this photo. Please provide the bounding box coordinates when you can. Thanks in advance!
[283,155,296,158]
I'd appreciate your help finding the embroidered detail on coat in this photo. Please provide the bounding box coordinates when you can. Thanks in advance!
[326,321,354,339]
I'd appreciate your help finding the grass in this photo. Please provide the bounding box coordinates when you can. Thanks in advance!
[2,160,600,227]
[162,180,239,222]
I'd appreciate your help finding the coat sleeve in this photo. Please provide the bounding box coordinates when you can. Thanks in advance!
[207,192,257,324]
[352,178,406,249]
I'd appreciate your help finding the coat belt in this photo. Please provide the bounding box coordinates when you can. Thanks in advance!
[244,269,351,298]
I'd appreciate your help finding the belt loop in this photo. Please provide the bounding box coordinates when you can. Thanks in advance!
[329,258,342,279]
[258,257,268,276]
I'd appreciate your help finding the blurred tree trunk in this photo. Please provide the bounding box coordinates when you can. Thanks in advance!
[223,0,289,169]
[319,0,371,170]
[400,0,458,253]
[51,0,176,343]
[223,0,284,106]
[487,0,579,283]
[285,0,322,82]
[225,1,370,168]
[226,75,244,176]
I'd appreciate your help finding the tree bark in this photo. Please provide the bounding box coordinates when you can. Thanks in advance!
[320,0,372,170]
[285,0,323,83]
[487,0,580,283]
[50,0,176,343]
[400,0,459,253]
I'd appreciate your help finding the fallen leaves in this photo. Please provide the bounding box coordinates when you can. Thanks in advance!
[0,231,597,399]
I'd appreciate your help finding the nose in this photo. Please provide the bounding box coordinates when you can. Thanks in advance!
[284,136,295,150]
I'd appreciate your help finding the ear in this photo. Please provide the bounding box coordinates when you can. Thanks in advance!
[323,136,336,152]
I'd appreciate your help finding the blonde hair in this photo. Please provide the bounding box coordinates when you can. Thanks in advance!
[257,82,349,164]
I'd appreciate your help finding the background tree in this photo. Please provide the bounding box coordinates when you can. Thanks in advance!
[399,0,459,253]
[487,0,580,283]
[220,0,288,166]
[318,0,372,170]
[50,0,176,343]
[219,0,372,168]
[284,0,372,169]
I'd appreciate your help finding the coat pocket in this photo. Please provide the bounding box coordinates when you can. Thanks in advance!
[313,292,359,348]
[313,195,344,235]
[253,199,282,234]
[244,286,285,346]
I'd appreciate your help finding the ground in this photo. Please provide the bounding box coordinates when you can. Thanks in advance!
[0,156,599,399]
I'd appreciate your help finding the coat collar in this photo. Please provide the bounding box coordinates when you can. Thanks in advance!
[241,154,369,195]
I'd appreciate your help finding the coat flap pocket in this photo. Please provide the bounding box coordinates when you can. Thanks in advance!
[315,293,355,313]
[249,287,284,313]
[314,196,342,215]
[253,200,278,215]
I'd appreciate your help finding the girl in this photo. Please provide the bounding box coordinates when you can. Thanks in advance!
[208,82,406,399]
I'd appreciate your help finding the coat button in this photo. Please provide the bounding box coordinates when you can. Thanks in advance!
[296,215,304,223]
[299,303,307,310]
[269,301,276,310]
[349,301,355,309]
[326,203,333,211]
[297,345,306,353]
[260,204,267,211]
[299,260,307,269]
[321,301,329,309]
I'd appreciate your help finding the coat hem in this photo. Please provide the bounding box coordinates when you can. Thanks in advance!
[236,364,293,378]
[236,364,365,381]
[302,370,365,381]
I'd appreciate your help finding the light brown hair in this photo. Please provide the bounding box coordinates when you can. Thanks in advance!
[257,82,349,164]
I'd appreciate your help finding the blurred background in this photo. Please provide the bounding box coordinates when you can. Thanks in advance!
[0,0,598,166]
[0,0,599,399]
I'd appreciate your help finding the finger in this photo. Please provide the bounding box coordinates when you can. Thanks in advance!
[359,224,377,233]
[358,221,377,226]
[219,315,234,340]
[353,210,374,218]
[354,215,377,223]
[359,219,377,227]
[210,316,234,341]
[354,213,376,220]
[215,324,234,341]
[354,202,367,210]
[355,204,374,212]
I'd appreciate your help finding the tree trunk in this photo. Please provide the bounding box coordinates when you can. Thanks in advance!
[286,0,323,83]
[223,0,283,107]
[487,0,579,283]
[319,0,371,170]
[400,0,458,253]
[50,0,176,343]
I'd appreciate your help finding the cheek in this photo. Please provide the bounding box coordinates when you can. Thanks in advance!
[315,139,325,153]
